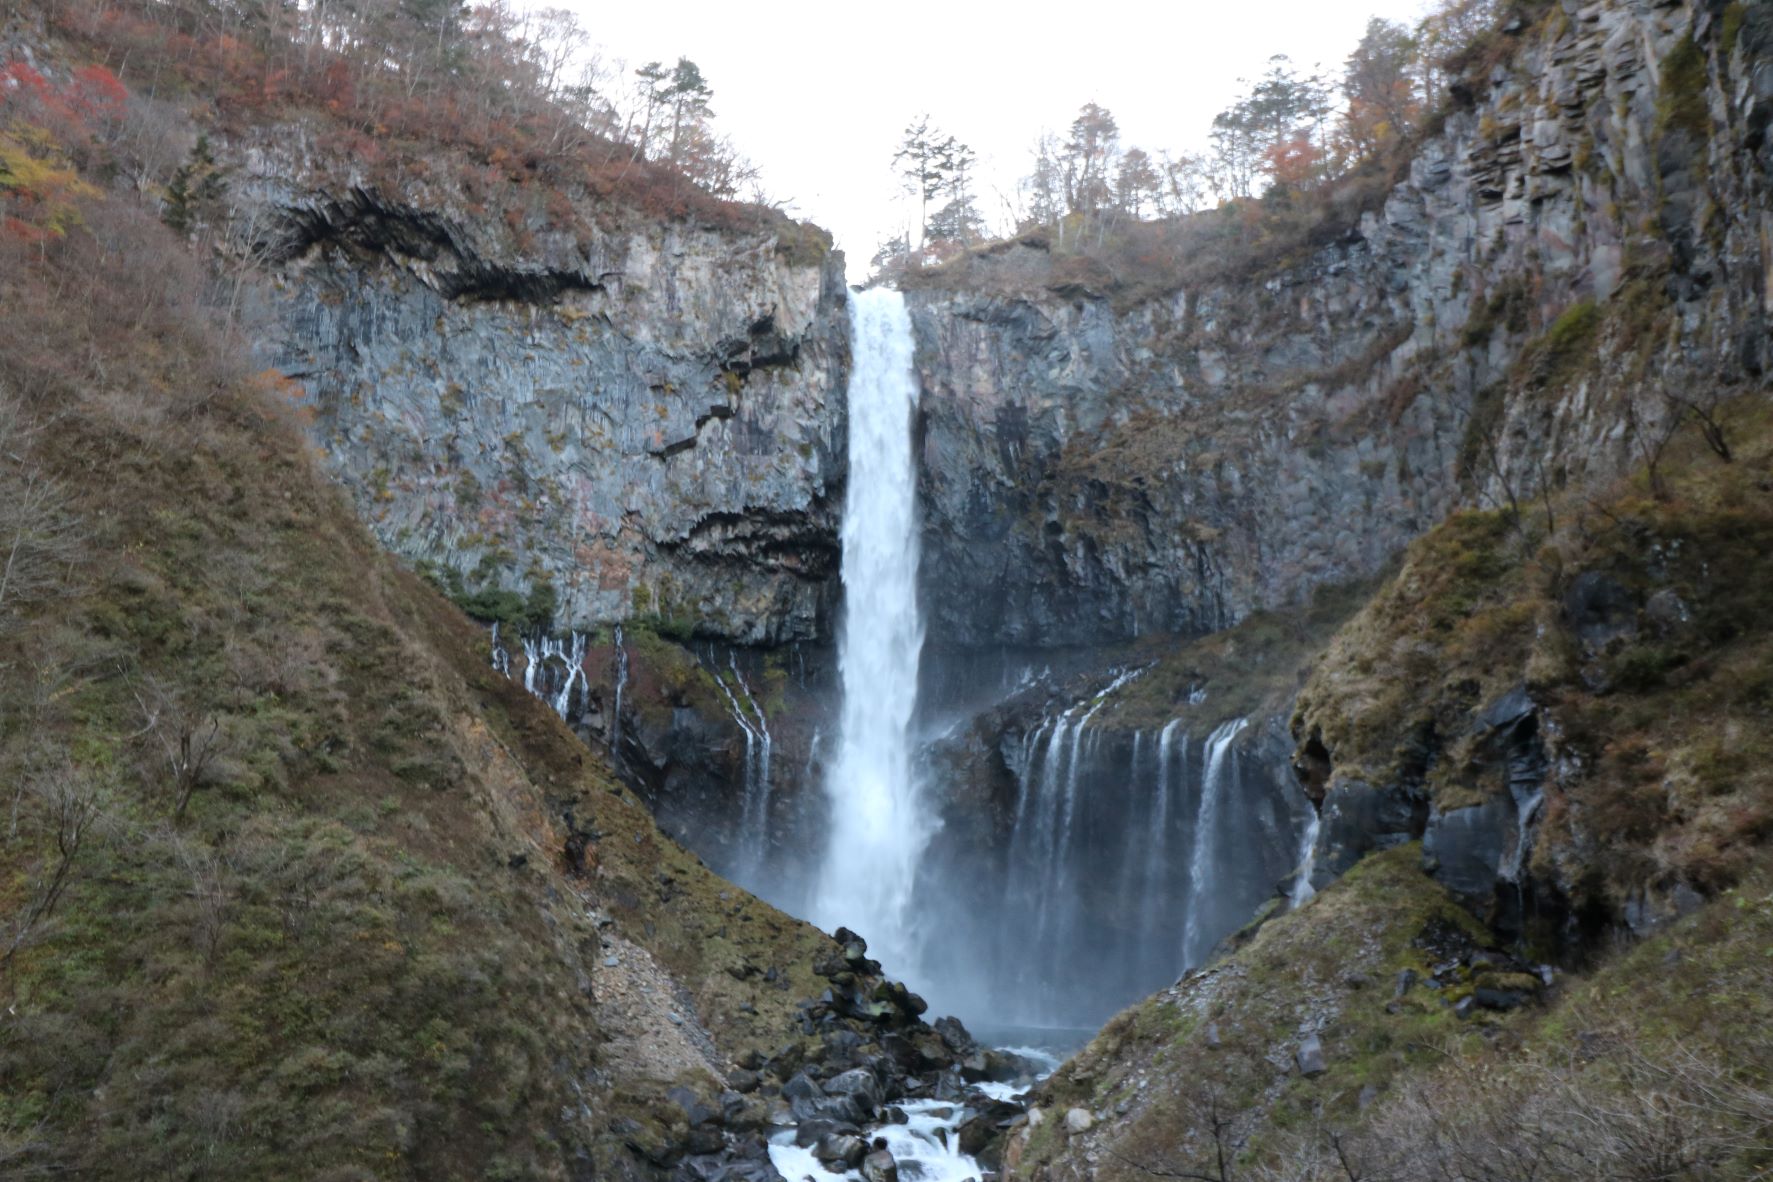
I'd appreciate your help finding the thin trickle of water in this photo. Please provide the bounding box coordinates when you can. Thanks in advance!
[815,289,927,976]
[1183,717,1249,968]
[709,654,775,880]
[610,623,628,754]
[489,622,511,677]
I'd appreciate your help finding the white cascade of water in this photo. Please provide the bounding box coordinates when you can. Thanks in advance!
[548,632,587,718]
[1182,717,1249,968]
[1141,718,1184,939]
[1289,806,1321,908]
[521,636,540,696]
[730,653,773,875]
[610,623,628,754]
[814,288,927,976]
[489,622,511,677]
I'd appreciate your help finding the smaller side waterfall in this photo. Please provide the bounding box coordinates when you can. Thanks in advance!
[1140,719,1185,940]
[1183,717,1249,968]
[498,628,588,720]
[609,623,628,754]
[1290,807,1321,908]
[708,651,774,880]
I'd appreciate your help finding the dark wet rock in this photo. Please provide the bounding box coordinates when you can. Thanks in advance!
[1474,986,1530,1011]
[813,1133,868,1170]
[793,1117,862,1148]
[861,1148,899,1182]
[668,1085,724,1129]
[1564,571,1638,653]
[1423,798,1512,902]
[823,1069,884,1114]
[1314,777,1427,880]
[933,1016,978,1055]
[685,1126,726,1156]
[727,1069,761,1095]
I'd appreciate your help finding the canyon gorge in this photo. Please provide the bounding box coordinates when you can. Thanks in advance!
[4,0,1773,1179]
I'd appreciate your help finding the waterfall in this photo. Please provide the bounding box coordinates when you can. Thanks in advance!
[1182,717,1249,968]
[610,623,628,754]
[509,630,586,720]
[489,622,511,677]
[814,288,927,976]
[1289,807,1320,908]
[709,652,774,880]
[1140,719,1184,941]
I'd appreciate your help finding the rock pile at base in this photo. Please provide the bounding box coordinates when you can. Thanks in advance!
[664,927,1041,1182]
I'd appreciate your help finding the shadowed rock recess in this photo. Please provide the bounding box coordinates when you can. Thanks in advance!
[6,0,1773,1178]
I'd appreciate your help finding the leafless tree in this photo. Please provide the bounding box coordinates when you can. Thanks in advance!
[166,829,231,967]
[2,763,104,970]
[1627,397,1685,501]
[1109,1079,1255,1182]
[131,677,224,820]
[1662,384,1733,465]
[0,397,85,632]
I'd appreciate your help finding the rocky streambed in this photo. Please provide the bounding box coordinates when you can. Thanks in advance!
[671,929,1048,1182]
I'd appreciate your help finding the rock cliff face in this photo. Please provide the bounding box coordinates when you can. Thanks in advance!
[907,0,1773,653]
[249,176,850,646]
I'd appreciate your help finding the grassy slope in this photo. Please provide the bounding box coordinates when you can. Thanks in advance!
[0,206,828,1182]
[1008,849,1773,1182]
[1295,394,1773,917]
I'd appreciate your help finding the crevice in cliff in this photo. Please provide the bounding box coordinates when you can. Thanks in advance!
[268,185,612,303]
[658,506,841,581]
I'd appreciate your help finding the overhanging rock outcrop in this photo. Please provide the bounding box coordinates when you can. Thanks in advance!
[245,162,850,645]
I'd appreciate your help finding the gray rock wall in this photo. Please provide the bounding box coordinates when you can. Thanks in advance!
[907,0,1773,651]
[250,180,850,645]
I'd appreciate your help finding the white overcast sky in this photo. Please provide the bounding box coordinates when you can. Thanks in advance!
[559,1,1430,278]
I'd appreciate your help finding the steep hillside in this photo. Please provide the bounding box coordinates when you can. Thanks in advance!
[0,44,845,1181]
[1005,845,1773,1182]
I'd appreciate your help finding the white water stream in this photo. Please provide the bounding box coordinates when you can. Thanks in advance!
[814,288,928,977]
[1182,716,1249,968]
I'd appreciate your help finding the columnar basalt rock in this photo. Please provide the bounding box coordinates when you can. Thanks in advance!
[906,0,1773,653]
[247,175,851,646]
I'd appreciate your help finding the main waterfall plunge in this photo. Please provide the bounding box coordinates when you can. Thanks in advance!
[813,288,929,977]
[808,290,1317,1031]
[493,287,1321,1035]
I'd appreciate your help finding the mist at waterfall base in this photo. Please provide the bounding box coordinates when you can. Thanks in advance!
[910,688,1317,1032]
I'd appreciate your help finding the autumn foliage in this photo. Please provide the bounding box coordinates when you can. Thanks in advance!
[26,0,778,235]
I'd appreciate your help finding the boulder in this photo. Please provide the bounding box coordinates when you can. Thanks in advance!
[1064,1107,1094,1134]
[781,1073,824,1102]
[933,1015,978,1055]
[793,1118,861,1148]
[861,1149,899,1182]
[813,1133,868,1170]
[1296,1035,1327,1077]
[822,1069,883,1114]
